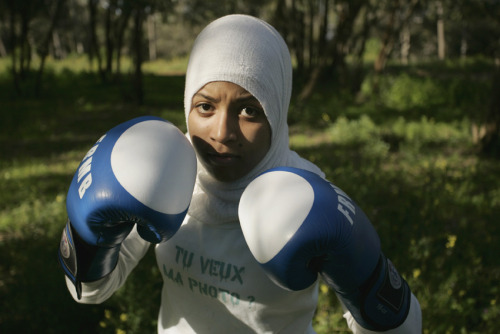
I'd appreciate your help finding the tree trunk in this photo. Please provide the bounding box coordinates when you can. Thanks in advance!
[88,0,104,78]
[400,24,410,65]
[374,1,398,73]
[19,6,33,79]
[0,37,7,57]
[8,3,21,94]
[480,69,500,157]
[350,6,372,94]
[52,31,66,59]
[292,0,306,76]
[35,0,64,96]
[460,32,467,60]
[104,4,114,79]
[115,7,132,75]
[147,14,157,61]
[318,0,329,60]
[436,1,445,60]
[307,0,315,70]
[298,0,364,101]
[131,6,145,105]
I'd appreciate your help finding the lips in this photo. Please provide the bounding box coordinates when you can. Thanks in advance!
[206,152,240,166]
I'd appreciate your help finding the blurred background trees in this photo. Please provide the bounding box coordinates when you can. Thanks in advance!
[1,1,500,333]
[1,0,499,154]
[2,0,498,87]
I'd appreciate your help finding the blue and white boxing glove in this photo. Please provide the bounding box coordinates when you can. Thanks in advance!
[58,116,197,299]
[239,167,411,331]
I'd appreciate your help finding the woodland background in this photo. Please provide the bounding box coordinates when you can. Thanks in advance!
[1,0,499,333]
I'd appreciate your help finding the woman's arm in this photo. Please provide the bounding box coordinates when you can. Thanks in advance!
[342,293,422,334]
[65,227,150,304]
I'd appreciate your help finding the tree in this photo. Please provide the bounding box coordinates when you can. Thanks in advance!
[87,0,104,78]
[3,0,42,93]
[436,0,445,59]
[373,0,419,73]
[35,0,65,96]
[272,0,369,101]
[131,1,145,104]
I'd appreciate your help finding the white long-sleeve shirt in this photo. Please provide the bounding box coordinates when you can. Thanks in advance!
[66,219,421,333]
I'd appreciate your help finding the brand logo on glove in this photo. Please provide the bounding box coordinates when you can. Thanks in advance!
[387,259,402,289]
[330,184,355,225]
[60,228,71,259]
[77,134,106,199]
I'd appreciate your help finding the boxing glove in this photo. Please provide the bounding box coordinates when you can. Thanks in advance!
[58,116,197,299]
[239,167,411,331]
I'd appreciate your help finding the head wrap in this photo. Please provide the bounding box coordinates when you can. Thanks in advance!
[184,14,324,225]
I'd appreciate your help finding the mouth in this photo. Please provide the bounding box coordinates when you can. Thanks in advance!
[206,152,240,166]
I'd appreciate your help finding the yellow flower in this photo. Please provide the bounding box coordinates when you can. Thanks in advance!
[435,158,447,170]
[99,321,107,328]
[413,268,421,279]
[120,313,128,322]
[104,309,112,319]
[446,235,457,249]
[116,329,126,334]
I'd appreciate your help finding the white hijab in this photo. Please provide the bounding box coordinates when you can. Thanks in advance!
[184,14,324,225]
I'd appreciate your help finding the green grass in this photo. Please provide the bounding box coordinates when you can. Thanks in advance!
[1,56,499,333]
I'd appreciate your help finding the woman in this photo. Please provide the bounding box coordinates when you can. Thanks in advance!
[63,14,421,333]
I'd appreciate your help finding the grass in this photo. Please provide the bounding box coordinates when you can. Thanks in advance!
[1,55,499,333]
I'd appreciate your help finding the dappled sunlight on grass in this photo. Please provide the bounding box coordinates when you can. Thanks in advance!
[290,106,500,333]
[1,57,499,333]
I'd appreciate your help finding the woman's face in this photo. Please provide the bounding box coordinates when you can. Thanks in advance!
[188,81,272,182]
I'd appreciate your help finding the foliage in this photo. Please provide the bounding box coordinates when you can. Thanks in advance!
[0,57,499,333]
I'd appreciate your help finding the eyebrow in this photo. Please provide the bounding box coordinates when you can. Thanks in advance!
[193,92,261,105]
[193,92,219,103]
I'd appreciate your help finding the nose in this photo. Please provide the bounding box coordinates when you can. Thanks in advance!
[211,110,238,144]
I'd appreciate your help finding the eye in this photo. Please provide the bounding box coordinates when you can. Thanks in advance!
[195,103,213,114]
[241,106,263,119]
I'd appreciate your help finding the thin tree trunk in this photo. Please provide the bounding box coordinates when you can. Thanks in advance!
[350,6,372,94]
[307,0,315,70]
[436,1,445,60]
[8,3,21,94]
[19,7,32,79]
[400,24,410,65]
[374,1,398,73]
[52,30,65,59]
[0,37,6,57]
[104,5,113,78]
[299,0,364,101]
[115,7,132,75]
[460,30,467,60]
[132,6,145,105]
[88,0,104,78]
[317,0,329,60]
[480,69,500,157]
[147,14,157,61]
[35,0,64,96]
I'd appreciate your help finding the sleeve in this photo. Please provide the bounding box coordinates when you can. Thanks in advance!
[342,293,422,334]
[65,226,151,304]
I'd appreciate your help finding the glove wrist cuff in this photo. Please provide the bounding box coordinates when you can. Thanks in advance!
[58,220,121,299]
[359,253,411,330]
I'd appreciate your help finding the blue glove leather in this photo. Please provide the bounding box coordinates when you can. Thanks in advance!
[239,166,411,330]
[58,116,196,299]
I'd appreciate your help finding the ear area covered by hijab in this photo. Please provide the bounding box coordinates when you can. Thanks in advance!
[184,14,324,226]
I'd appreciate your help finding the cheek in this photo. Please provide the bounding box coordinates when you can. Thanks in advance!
[187,112,196,134]
[244,123,271,156]
[188,112,205,139]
